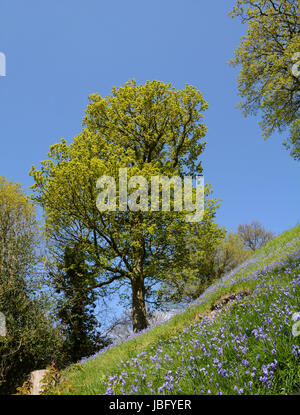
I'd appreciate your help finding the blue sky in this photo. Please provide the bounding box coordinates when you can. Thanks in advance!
[0,0,299,237]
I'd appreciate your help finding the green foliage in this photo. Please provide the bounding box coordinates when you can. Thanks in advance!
[40,362,64,395]
[52,243,111,363]
[229,0,300,160]
[157,228,252,305]
[30,79,221,332]
[156,216,224,306]
[0,177,63,394]
[15,378,32,395]
[284,118,300,160]
[214,231,252,276]
[16,362,64,395]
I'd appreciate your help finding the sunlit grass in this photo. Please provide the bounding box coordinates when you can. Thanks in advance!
[49,224,300,395]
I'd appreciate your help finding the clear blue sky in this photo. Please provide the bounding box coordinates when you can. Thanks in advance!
[0,0,299,236]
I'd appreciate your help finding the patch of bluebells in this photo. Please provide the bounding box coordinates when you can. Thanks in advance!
[190,236,300,308]
[75,233,300,395]
[78,236,300,366]
[101,247,300,395]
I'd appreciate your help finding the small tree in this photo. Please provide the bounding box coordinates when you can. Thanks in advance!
[238,221,274,252]
[156,216,224,306]
[214,232,252,277]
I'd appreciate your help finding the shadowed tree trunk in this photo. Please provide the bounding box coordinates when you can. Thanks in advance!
[131,221,148,332]
[131,272,148,332]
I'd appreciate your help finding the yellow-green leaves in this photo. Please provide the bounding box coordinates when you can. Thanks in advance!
[229,0,300,160]
[83,79,208,174]
[30,79,221,331]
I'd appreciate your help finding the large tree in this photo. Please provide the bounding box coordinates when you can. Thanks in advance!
[30,79,221,333]
[229,0,300,160]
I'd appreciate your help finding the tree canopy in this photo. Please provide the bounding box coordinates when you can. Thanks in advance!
[30,79,221,333]
[230,0,300,160]
[237,220,274,251]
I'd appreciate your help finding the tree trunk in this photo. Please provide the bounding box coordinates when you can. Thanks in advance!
[130,212,148,333]
[131,273,148,333]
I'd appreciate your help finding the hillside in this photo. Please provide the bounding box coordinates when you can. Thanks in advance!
[47,224,300,395]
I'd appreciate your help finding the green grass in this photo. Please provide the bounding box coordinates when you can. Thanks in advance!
[48,223,300,395]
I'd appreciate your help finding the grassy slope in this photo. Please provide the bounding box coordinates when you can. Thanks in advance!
[50,224,300,395]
